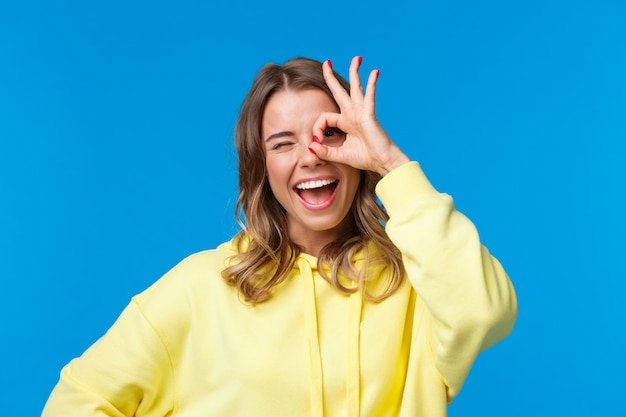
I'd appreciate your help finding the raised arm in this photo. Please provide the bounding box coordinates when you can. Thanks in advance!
[376,161,517,399]
[310,56,517,399]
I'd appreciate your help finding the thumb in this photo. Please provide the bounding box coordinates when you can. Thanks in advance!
[308,141,344,163]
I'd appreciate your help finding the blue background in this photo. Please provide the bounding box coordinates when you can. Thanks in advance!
[1,0,625,415]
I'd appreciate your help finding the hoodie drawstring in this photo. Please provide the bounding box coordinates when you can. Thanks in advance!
[299,258,324,417]
[347,291,362,417]
[298,257,363,417]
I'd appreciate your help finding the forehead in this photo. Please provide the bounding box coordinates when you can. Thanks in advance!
[262,89,337,129]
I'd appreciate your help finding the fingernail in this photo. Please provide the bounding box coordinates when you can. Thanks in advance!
[313,135,321,144]
[308,146,317,155]
[357,56,362,65]
[375,69,380,79]
[327,60,332,69]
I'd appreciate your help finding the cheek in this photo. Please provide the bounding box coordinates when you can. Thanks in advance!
[265,155,290,192]
[345,169,362,199]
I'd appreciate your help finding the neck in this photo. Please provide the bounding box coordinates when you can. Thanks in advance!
[296,238,332,258]
[289,218,356,258]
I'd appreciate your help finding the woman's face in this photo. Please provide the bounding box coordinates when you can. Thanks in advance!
[262,88,360,252]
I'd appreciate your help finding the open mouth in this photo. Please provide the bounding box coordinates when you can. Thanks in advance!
[294,179,338,206]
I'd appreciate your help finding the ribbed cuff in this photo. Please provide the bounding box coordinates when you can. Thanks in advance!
[375,161,440,213]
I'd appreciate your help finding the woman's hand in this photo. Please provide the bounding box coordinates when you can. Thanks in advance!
[310,56,410,176]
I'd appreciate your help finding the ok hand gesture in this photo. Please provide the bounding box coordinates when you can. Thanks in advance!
[309,56,409,176]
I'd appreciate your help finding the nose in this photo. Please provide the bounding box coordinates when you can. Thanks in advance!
[299,141,324,168]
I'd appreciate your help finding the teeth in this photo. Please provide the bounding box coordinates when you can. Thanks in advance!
[296,179,337,190]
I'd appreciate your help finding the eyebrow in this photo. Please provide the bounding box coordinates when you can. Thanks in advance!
[265,131,294,142]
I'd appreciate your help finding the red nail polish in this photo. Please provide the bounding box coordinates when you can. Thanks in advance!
[357,56,362,65]
[327,60,332,69]
[308,146,317,155]
[313,136,321,144]
[375,69,380,79]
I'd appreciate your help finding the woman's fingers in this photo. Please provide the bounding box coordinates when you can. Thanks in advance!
[310,111,356,165]
[308,139,341,163]
[322,60,351,109]
[349,56,364,104]
[323,57,368,109]
[363,68,379,114]
[312,57,389,171]
[312,111,341,145]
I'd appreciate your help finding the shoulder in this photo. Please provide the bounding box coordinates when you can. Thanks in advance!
[168,243,236,278]
[131,241,239,326]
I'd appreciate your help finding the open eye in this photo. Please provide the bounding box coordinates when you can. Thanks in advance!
[322,129,346,147]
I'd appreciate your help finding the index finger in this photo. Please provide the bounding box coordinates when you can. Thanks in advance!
[311,111,341,145]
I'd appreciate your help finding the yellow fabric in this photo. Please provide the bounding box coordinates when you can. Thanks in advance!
[299,258,324,417]
[42,161,517,417]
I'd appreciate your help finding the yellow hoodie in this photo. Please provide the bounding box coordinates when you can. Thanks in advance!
[42,161,517,417]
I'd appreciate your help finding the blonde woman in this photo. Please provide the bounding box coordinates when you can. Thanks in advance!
[43,56,517,417]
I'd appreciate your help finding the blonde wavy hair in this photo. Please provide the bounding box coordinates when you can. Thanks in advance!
[222,57,405,303]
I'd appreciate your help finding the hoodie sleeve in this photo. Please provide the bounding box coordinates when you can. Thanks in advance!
[41,300,175,417]
[375,161,518,401]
